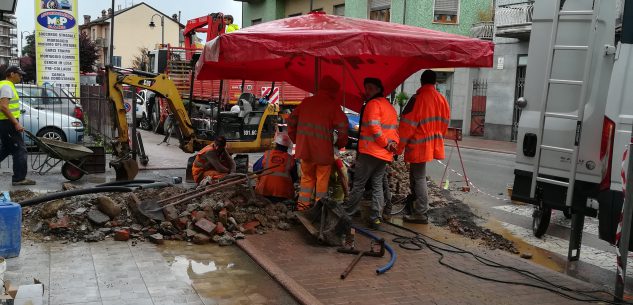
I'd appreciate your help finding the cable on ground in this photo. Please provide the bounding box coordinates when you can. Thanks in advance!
[377,221,631,304]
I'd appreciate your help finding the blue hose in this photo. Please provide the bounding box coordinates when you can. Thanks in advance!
[352,225,397,274]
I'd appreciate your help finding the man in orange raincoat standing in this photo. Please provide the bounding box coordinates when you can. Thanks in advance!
[396,70,450,224]
[288,76,348,211]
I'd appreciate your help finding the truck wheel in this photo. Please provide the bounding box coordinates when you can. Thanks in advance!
[532,204,551,238]
[139,115,151,130]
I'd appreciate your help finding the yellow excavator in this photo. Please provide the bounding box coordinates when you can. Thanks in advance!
[106,66,280,180]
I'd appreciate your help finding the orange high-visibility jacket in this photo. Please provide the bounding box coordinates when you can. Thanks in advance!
[396,85,450,163]
[358,97,399,162]
[256,149,296,199]
[191,144,233,182]
[288,93,348,165]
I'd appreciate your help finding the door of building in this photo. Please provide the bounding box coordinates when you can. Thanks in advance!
[470,80,487,136]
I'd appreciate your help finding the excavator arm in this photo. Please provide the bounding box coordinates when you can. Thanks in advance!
[107,66,214,179]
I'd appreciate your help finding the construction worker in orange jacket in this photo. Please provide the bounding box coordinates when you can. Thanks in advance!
[396,70,450,224]
[344,78,399,229]
[254,133,297,202]
[288,75,348,211]
[191,136,236,185]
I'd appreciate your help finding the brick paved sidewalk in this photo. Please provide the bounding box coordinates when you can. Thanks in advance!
[446,136,516,155]
[239,224,608,305]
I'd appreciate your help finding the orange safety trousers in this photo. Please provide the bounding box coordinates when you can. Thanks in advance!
[297,160,332,210]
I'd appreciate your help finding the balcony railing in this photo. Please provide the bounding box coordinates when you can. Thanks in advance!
[470,22,494,40]
[495,1,533,40]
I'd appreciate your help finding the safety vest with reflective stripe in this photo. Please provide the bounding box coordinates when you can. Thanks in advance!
[191,144,232,180]
[0,80,20,120]
[358,97,399,162]
[287,93,348,165]
[396,85,450,163]
[255,149,295,199]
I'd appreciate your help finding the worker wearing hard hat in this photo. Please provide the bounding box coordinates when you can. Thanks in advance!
[253,133,297,202]
[191,136,236,185]
[288,75,348,211]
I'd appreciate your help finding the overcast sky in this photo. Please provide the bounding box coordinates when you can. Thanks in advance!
[15,0,243,50]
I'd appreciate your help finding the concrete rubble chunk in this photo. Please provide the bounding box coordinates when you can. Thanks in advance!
[277,222,290,231]
[242,221,260,234]
[233,232,246,240]
[70,207,87,215]
[195,218,216,235]
[62,182,79,191]
[48,216,70,230]
[191,211,208,222]
[126,194,152,226]
[218,208,228,225]
[40,200,66,219]
[114,229,130,241]
[163,205,179,221]
[520,252,533,260]
[185,229,197,238]
[87,209,110,226]
[149,233,164,245]
[214,222,225,235]
[85,231,105,242]
[96,196,122,219]
[193,233,211,244]
[218,235,235,246]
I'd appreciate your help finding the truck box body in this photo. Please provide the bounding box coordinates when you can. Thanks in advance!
[512,0,617,212]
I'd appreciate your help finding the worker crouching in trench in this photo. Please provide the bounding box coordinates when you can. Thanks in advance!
[191,136,237,185]
[253,133,298,202]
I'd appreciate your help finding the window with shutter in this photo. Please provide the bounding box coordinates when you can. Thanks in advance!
[433,0,459,24]
[333,4,345,16]
[369,0,390,22]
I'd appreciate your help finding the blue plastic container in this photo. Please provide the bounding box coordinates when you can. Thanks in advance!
[0,194,21,258]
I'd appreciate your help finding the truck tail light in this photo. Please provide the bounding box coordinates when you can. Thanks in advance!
[599,116,616,191]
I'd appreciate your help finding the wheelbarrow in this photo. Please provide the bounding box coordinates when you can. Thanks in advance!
[25,130,94,181]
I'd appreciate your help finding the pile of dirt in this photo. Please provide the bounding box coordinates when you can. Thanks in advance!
[340,152,518,253]
[14,184,294,246]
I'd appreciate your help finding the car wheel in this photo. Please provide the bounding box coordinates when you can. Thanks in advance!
[37,127,67,142]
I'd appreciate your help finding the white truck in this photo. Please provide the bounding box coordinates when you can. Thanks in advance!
[512,0,631,261]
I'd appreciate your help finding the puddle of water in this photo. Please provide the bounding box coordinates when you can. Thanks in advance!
[484,219,565,272]
[159,241,298,305]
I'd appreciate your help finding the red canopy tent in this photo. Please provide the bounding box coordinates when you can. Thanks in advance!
[195,12,494,112]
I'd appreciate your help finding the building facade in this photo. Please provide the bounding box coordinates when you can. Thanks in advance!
[0,14,18,66]
[79,3,183,69]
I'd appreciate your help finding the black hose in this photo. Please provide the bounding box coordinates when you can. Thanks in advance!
[18,186,133,207]
[95,179,156,187]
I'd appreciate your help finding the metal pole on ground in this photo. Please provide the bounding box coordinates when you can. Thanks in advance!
[615,0,633,299]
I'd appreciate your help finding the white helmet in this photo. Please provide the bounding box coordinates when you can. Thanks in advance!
[275,133,293,147]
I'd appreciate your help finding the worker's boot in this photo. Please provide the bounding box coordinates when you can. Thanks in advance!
[403,214,428,224]
[382,202,392,220]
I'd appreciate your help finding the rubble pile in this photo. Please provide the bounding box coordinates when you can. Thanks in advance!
[13,185,295,246]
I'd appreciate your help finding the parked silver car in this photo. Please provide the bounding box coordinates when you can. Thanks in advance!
[19,101,84,144]
[14,84,84,121]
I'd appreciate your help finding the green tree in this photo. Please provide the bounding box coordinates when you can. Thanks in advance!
[131,47,149,70]
[79,32,99,72]
[19,33,36,83]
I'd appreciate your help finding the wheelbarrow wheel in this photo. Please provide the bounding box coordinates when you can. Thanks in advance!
[62,161,84,181]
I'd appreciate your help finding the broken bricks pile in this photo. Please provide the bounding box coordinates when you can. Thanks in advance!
[16,185,294,246]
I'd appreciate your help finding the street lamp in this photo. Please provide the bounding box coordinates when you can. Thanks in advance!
[149,14,165,45]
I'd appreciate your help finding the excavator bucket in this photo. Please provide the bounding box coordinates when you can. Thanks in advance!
[111,159,139,181]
